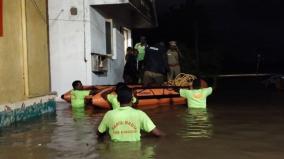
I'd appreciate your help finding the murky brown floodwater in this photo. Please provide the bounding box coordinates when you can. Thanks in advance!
[1,88,284,159]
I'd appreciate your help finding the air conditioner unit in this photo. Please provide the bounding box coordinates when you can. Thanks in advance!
[91,53,108,75]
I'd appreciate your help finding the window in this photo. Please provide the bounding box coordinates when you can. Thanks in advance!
[105,19,113,55]
[122,27,132,55]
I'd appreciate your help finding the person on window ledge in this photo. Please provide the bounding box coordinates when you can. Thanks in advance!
[167,41,182,81]
[123,47,138,84]
[134,36,148,84]
[143,42,168,87]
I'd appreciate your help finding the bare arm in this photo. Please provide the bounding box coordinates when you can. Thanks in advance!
[101,87,115,100]
[132,91,139,108]
[96,130,107,141]
[83,85,96,90]
[176,47,183,59]
[150,128,165,137]
[61,90,72,99]
[83,85,100,95]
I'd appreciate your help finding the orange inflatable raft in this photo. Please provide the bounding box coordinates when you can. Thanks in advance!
[94,85,187,109]
[62,85,188,109]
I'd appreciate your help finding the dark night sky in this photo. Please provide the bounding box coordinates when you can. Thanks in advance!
[134,0,284,74]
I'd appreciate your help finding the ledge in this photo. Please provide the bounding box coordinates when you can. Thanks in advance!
[0,95,57,128]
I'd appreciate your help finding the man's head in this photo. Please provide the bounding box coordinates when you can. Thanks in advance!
[140,36,146,45]
[169,41,177,50]
[126,47,133,54]
[192,79,201,89]
[72,80,83,90]
[133,48,138,55]
[117,86,133,105]
[115,82,127,94]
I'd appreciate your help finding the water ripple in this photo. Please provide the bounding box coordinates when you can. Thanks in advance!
[177,108,213,139]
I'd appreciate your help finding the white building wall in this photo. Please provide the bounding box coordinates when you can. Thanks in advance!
[107,28,125,83]
[49,0,127,96]
[49,0,91,96]
[89,7,124,85]
[89,8,106,55]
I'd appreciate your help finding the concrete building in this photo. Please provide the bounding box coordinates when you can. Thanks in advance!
[48,0,157,96]
[0,0,55,127]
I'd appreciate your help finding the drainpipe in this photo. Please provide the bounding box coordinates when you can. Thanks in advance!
[83,0,88,83]
[83,0,87,63]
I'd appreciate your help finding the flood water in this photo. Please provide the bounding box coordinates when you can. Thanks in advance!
[1,85,284,159]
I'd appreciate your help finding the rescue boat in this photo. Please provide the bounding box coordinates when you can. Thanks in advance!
[61,74,208,109]
[61,80,208,109]
[61,85,187,109]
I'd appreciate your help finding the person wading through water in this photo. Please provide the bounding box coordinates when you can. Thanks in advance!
[97,86,163,142]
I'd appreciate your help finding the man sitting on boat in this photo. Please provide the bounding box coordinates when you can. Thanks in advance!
[97,86,163,142]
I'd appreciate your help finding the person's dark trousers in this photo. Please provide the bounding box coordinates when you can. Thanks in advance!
[138,60,144,84]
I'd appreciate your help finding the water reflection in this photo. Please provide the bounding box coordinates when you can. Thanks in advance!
[0,113,57,159]
[95,141,156,159]
[67,107,157,159]
[2,94,284,159]
[71,108,86,120]
[178,108,213,139]
[70,105,100,119]
[46,105,103,159]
